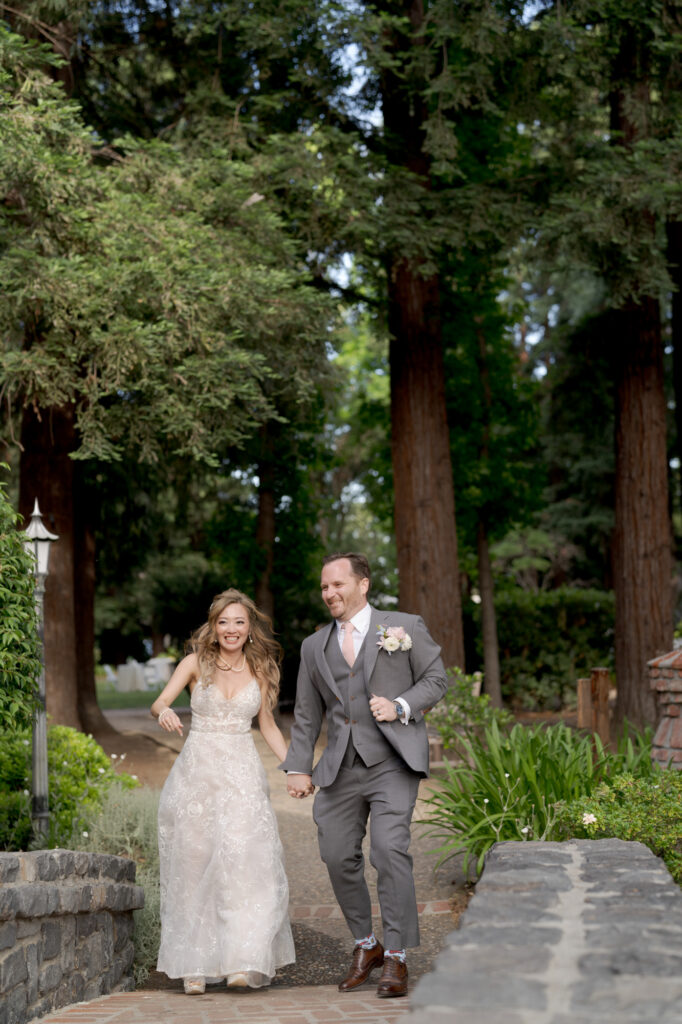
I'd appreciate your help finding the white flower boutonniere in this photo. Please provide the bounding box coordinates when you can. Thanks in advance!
[376,624,413,654]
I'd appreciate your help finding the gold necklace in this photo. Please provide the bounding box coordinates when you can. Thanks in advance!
[216,652,247,673]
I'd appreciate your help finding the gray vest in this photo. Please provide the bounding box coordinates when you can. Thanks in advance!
[325,628,394,768]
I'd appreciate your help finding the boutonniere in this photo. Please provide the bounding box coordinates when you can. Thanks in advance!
[376,624,412,654]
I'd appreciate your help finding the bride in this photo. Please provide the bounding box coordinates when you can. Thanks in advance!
[151,589,295,994]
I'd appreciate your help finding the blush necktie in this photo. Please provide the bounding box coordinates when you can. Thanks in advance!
[341,621,356,667]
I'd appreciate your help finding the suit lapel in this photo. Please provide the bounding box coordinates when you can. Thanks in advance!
[313,621,343,701]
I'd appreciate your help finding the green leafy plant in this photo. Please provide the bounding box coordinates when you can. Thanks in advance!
[73,782,161,985]
[425,667,513,756]
[0,726,138,850]
[422,720,654,876]
[551,771,682,885]
[0,471,41,731]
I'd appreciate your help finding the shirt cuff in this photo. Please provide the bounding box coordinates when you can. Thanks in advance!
[286,771,310,775]
[395,697,410,725]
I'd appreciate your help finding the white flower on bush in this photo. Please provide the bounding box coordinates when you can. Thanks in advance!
[119,754,126,761]
[521,826,530,834]
[98,767,105,774]
[82,831,89,838]
[23,789,29,796]
[582,812,597,826]
[111,753,118,759]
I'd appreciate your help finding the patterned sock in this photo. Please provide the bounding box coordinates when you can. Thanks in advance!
[355,932,377,950]
[385,949,406,962]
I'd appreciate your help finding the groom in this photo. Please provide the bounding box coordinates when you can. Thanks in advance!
[281,552,447,998]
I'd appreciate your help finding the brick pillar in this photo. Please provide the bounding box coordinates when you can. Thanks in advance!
[648,650,682,768]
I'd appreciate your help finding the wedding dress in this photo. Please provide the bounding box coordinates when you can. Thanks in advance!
[157,677,295,987]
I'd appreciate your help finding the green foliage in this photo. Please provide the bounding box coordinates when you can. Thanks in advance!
[552,771,682,886]
[425,667,513,756]
[0,726,138,850]
[422,720,654,877]
[489,587,615,709]
[73,782,161,985]
[0,473,40,731]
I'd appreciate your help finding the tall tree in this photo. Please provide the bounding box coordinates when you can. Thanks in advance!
[0,27,332,727]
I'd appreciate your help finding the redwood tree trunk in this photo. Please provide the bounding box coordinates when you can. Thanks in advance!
[74,463,113,735]
[609,35,674,729]
[380,0,464,669]
[612,301,673,728]
[19,405,81,729]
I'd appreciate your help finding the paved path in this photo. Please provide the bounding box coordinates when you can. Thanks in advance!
[410,839,682,1024]
[38,986,412,1024]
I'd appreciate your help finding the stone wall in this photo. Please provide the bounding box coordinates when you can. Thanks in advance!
[0,849,144,1024]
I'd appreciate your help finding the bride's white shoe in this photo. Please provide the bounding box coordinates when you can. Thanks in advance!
[227,973,249,988]
[183,977,205,994]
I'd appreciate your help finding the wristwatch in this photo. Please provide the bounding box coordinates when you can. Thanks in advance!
[393,700,403,719]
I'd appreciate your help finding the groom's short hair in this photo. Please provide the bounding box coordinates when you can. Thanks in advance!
[323,551,371,584]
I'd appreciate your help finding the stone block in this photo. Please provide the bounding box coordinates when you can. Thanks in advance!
[97,855,136,883]
[78,932,105,981]
[113,914,133,952]
[0,946,28,990]
[38,960,63,995]
[32,850,75,882]
[41,919,62,960]
[25,940,39,1003]
[4,983,27,1023]
[0,856,20,885]
[0,922,16,952]
[13,883,60,919]
[60,916,76,971]
[15,920,40,939]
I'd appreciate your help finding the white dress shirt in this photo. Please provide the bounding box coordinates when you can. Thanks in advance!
[339,604,410,725]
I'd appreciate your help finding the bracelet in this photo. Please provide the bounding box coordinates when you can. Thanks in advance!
[157,708,173,725]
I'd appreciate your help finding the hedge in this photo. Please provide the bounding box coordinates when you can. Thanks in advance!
[482,586,615,710]
[0,474,41,731]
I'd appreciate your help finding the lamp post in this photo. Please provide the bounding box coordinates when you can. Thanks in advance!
[22,499,58,840]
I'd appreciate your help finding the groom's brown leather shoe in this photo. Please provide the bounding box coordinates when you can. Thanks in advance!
[338,942,385,991]
[376,956,408,998]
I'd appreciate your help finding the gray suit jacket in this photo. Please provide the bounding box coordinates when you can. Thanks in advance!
[280,606,448,786]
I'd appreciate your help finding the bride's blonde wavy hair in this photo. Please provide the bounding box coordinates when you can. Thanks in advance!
[189,589,282,710]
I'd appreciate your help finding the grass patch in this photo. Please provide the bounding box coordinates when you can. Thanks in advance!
[95,678,190,711]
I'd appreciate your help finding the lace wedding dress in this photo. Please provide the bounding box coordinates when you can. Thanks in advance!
[157,677,295,987]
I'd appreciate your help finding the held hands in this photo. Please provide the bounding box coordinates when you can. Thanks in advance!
[286,773,314,799]
[157,707,184,736]
[369,694,398,722]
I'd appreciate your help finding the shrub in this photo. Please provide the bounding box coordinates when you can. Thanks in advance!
[551,771,682,885]
[422,719,654,876]
[487,586,615,710]
[73,783,161,985]
[0,473,41,731]
[425,667,513,756]
[0,726,138,850]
